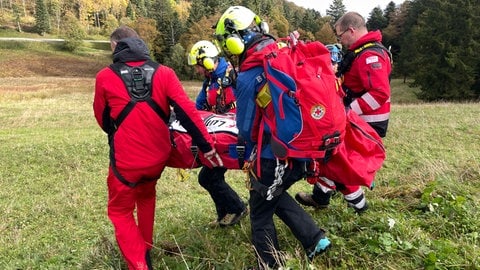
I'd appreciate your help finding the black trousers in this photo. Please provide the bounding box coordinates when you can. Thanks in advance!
[198,166,245,219]
[249,158,325,267]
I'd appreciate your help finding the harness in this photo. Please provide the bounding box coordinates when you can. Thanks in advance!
[107,60,169,188]
[337,42,393,106]
[204,65,236,114]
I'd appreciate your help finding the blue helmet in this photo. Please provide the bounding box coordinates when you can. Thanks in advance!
[326,44,342,63]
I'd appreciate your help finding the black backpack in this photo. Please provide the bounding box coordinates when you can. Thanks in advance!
[109,60,169,129]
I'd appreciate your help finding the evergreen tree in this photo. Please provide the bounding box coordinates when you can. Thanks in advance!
[150,0,186,64]
[326,0,346,23]
[300,9,322,36]
[396,0,425,81]
[132,0,148,17]
[186,0,210,28]
[384,1,397,24]
[366,7,388,30]
[164,43,188,80]
[382,2,407,69]
[408,0,479,100]
[282,1,299,30]
[35,0,50,35]
[126,1,136,20]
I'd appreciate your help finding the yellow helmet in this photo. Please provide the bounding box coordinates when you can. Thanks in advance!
[214,6,268,55]
[187,40,219,70]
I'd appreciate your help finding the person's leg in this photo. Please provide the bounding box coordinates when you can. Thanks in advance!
[275,193,326,249]
[198,166,246,225]
[249,183,280,268]
[274,161,331,258]
[339,185,368,213]
[295,182,333,209]
[250,159,331,267]
[136,180,157,247]
[198,166,226,220]
[249,159,280,268]
[107,168,150,270]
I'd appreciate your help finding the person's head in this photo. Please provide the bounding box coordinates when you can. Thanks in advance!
[334,12,368,49]
[326,44,342,73]
[109,26,140,51]
[188,40,220,74]
[213,6,269,56]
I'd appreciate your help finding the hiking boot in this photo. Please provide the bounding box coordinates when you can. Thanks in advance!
[295,192,328,209]
[350,201,369,214]
[218,207,249,226]
[307,236,331,260]
[208,218,220,228]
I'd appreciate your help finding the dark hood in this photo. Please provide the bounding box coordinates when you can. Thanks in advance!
[112,37,151,63]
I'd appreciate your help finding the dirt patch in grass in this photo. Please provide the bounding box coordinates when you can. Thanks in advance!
[0,46,202,96]
[0,52,110,78]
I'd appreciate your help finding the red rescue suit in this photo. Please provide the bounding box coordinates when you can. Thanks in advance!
[94,37,213,270]
[343,30,392,138]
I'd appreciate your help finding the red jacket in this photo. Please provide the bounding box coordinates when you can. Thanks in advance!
[94,39,213,173]
[343,30,392,137]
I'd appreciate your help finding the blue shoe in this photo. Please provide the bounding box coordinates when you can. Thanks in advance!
[307,237,331,260]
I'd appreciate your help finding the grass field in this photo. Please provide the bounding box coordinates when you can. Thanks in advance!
[0,41,479,269]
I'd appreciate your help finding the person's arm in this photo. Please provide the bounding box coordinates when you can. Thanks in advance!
[93,68,111,134]
[159,67,213,153]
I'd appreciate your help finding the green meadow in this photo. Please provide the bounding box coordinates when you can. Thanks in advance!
[0,41,479,269]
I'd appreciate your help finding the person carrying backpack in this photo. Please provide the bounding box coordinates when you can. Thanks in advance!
[187,40,248,227]
[214,6,331,269]
[93,26,223,270]
[295,12,392,212]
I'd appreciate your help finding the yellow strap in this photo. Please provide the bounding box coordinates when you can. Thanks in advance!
[353,42,377,54]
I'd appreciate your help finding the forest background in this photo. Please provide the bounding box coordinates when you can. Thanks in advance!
[1,0,479,101]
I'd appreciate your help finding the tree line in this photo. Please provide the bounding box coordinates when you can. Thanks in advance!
[1,0,479,101]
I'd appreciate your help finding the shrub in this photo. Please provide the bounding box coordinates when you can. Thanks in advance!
[62,12,86,52]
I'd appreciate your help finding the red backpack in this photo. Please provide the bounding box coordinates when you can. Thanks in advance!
[243,33,347,162]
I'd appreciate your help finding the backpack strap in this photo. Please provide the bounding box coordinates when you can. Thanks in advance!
[109,60,169,128]
[337,42,392,77]
[236,134,246,169]
[107,60,169,187]
[337,42,393,106]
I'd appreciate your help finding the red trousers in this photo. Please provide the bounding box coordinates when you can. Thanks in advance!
[107,164,163,270]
